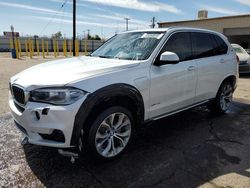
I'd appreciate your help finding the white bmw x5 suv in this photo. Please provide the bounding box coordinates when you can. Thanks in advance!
[9,27,238,159]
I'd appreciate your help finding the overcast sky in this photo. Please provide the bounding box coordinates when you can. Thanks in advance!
[0,0,249,39]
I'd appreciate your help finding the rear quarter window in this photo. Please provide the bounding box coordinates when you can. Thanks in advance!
[212,34,228,55]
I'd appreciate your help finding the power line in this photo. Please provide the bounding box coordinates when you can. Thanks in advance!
[58,1,67,34]
[39,0,68,36]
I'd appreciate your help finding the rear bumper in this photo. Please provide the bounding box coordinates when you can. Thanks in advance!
[9,95,86,148]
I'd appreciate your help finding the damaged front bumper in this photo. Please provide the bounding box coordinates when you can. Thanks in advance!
[9,95,86,148]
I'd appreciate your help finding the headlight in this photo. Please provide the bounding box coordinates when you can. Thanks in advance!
[30,87,87,105]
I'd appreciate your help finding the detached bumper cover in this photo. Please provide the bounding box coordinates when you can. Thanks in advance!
[9,95,86,148]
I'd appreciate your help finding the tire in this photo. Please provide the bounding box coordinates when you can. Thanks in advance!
[208,82,233,114]
[86,106,134,160]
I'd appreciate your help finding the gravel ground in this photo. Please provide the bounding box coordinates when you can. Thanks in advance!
[0,54,65,114]
[0,55,250,187]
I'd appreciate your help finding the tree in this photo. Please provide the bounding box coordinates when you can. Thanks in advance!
[52,31,62,39]
[87,34,101,40]
[94,35,101,40]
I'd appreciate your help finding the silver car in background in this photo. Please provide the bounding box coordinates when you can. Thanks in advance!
[232,44,250,74]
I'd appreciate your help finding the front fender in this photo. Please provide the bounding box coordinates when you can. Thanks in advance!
[70,83,144,146]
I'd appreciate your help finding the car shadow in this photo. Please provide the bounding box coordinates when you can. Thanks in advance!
[23,101,250,188]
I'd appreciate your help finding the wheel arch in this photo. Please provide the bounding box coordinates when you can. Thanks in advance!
[218,75,237,92]
[70,83,145,146]
[209,75,236,114]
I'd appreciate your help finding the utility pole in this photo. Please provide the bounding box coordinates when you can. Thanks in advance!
[151,17,156,28]
[73,0,76,56]
[10,25,15,50]
[10,25,16,59]
[101,26,104,39]
[124,18,130,31]
[87,29,90,39]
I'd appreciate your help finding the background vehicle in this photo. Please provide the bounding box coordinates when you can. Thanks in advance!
[232,44,250,74]
[9,27,238,160]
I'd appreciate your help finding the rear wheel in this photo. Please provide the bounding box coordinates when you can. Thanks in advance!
[87,106,133,159]
[209,82,233,114]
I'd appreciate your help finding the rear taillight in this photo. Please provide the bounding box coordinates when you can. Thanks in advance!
[236,55,240,63]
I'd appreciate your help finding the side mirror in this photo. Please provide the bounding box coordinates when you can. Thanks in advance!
[156,51,180,66]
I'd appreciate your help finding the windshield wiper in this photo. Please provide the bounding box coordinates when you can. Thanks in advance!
[92,55,123,59]
[97,55,112,59]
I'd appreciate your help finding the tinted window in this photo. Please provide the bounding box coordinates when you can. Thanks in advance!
[212,34,228,55]
[160,32,192,62]
[191,32,214,59]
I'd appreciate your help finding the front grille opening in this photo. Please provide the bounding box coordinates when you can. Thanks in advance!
[14,121,28,135]
[9,82,13,96]
[39,130,65,143]
[14,102,25,113]
[12,85,25,104]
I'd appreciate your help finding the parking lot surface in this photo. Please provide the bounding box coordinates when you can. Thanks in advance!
[0,57,250,187]
[1,100,250,188]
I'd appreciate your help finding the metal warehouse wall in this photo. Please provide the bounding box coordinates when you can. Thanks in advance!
[158,15,250,34]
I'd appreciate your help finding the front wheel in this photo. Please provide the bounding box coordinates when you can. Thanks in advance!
[209,82,233,114]
[87,106,133,159]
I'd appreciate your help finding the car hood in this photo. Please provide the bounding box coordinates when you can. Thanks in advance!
[11,56,140,88]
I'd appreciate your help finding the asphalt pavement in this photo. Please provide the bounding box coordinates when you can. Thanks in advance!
[0,100,250,188]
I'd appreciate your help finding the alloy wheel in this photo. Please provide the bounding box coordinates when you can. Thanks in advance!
[219,84,233,112]
[95,112,131,158]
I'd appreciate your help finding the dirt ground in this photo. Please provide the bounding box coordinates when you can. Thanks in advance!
[0,54,65,114]
[0,55,250,187]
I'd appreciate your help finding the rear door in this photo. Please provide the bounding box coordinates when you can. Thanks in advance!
[191,32,229,102]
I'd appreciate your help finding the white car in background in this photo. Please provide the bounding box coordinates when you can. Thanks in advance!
[9,27,238,160]
[232,44,250,74]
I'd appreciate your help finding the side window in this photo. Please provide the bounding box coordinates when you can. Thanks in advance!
[212,34,228,55]
[160,32,192,62]
[191,32,214,59]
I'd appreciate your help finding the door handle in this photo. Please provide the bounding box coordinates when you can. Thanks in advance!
[220,59,225,63]
[187,66,195,71]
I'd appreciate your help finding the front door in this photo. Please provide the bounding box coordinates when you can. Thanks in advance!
[149,32,197,118]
